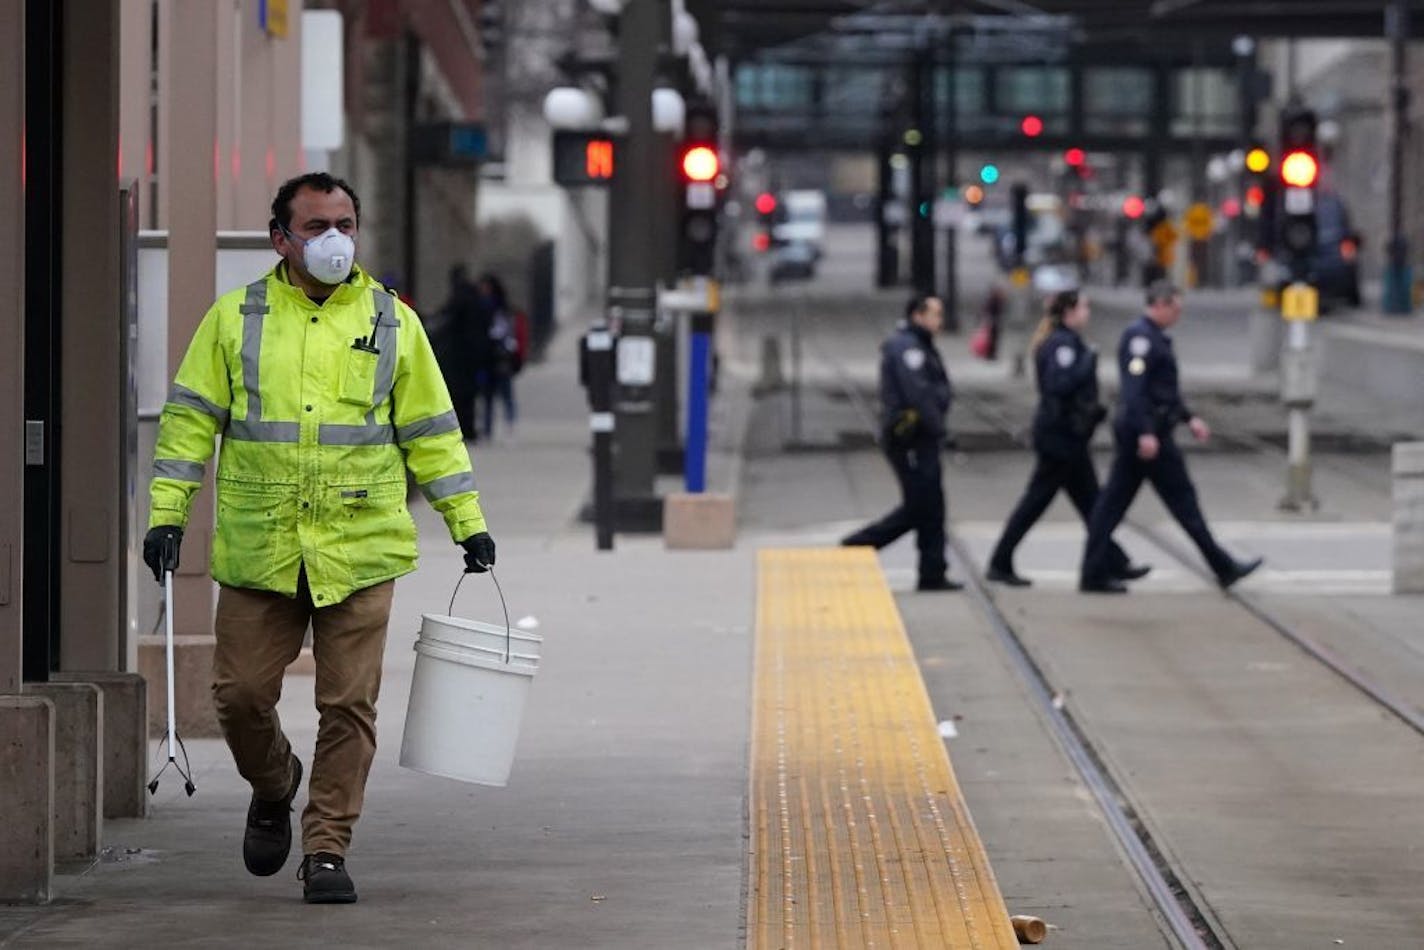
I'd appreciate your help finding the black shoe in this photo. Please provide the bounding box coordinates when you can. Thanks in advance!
[1079,578,1129,594]
[985,564,1032,587]
[1217,556,1264,590]
[243,754,303,877]
[917,576,965,592]
[299,852,358,904]
[1114,562,1153,581]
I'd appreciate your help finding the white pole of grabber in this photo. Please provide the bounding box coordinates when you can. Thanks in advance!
[164,568,177,760]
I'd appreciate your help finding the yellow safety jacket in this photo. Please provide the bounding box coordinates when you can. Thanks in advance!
[149,263,487,606]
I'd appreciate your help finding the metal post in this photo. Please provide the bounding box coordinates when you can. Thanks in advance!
[581,324,616,550]
[684,311,712,493]
[876,138,898,287]
[907,53,935,294]
[1384,1,1413,314]
[606,0,665,530]
[1279,283,1319,512]
[789,291,803,446]
[942,34,959,328]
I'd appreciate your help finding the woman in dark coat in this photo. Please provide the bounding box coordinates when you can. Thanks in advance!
[986,290,1149,586]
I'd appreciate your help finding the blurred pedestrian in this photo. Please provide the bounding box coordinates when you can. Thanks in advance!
[441,265,492,441]
[986,290,1150,587]
[476,273,521,438]
[841,295,962,591]
[1079,281,1262,593]
[143,172,497,903]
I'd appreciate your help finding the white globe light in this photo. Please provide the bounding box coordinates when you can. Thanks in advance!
[673,10,699,57]
[543,87,601,130]
[1206,157,1229,183]
[651,87,686,135]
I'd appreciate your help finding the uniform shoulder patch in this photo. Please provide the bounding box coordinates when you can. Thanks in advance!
[902,348,926,371]
[1055,345,1076,368]
[1127,357,1147,376]
[1128,335,1151,357]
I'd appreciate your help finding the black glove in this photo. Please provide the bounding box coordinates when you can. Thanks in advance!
[460,532,496,574]
[142,525,183,584]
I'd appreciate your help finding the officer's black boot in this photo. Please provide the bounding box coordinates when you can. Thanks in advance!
[299,852,358,904]
[243,754,303,877]
[986,562,1031,587]
[1217,556,1263,590]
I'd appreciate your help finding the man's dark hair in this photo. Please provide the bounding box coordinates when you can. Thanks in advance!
[1145,279,1181,307]
[905,293,938,320]
[268,172,361,233]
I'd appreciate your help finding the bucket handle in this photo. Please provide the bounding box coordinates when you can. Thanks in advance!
[447,566,514,663]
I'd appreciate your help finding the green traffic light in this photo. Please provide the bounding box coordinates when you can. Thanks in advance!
[980,163,1000,185]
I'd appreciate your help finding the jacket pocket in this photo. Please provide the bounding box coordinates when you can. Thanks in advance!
[213,480,293,585]
[338,346,379,407]
[335,480,417,582]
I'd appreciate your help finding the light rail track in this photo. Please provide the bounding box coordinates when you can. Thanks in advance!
[786,310,1227,950]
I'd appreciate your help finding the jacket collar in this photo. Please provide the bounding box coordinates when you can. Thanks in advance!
[269,261,372,309]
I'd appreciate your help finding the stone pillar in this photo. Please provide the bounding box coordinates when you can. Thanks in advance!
[1392,442,1424,593]
[22,682,102,863]
[53,672,148,818]
[0,696,54,902]
[162,0,218,673]
[59,0,123,673]
[137,633,220,738]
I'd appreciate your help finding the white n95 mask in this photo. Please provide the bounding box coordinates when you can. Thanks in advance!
[297,227,356,284]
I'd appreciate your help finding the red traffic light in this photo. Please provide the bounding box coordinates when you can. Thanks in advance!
[1021,115,1044,137]
[1245,185,1266,208]
[755,192,777,215]
[1122,195,1146,219]
[1064,147,1086,167]
[1280,150,1319,188]
[681,145,720,183]
[753,232,771,253]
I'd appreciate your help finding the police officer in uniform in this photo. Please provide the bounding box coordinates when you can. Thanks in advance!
[842,295,961,591]
[987,290,1149,586]
[1079,281,1262,593]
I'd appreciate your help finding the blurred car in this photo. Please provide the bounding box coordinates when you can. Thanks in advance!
[769,240,818,283]
[1312,192,1362,309]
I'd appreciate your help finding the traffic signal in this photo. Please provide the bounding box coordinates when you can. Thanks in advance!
[1122,195,1146,220]
[679,102,720,275]
[1277,106,1319,277]
[980,163,1000,185]
[1020,115,1044,138]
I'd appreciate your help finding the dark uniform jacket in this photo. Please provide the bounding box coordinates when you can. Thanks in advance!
[1032,325,1105,456]
[1114,315,1193,442]
[879,323,952,443]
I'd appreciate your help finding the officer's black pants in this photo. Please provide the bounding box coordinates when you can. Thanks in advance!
[1081,436,1234,584]
[842,437,947,581]
[990,446,1130,573]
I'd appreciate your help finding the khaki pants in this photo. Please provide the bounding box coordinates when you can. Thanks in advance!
[213,571,394,856]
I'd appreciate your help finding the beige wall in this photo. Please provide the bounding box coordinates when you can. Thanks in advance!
[123,0,306,236]
[0,0,24,691]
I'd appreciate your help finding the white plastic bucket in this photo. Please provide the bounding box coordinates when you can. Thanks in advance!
[399,611,543,787]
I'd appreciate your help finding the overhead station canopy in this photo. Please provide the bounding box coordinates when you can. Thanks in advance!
[689,0,1424,61]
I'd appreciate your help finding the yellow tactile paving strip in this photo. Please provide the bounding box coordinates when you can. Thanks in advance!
[748,548,1019,949]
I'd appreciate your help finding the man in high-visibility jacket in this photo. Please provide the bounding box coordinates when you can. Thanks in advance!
[142,172,496,904]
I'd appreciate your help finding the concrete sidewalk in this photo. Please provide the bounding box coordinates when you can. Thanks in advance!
[2,326,757,948]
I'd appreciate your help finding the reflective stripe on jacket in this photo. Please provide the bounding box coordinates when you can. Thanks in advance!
[149,264,487,606]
